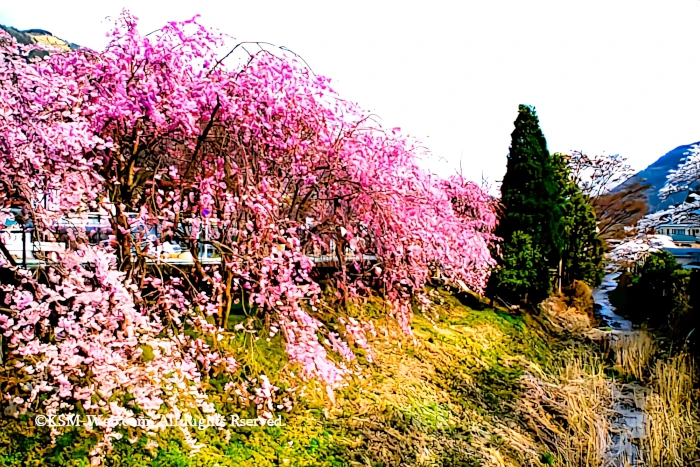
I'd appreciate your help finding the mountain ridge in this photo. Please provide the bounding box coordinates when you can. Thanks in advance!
[618,141,700,213]
[0,24,79,51]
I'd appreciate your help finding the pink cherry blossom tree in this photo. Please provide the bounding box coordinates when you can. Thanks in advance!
[0,11,496,462]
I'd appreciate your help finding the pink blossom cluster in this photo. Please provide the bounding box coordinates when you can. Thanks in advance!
[339,316,375,362]
[228,376,293,419]
[0,11,496,459]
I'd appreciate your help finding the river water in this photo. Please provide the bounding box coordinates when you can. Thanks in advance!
[593,273,644,466]
[592,272,632,331]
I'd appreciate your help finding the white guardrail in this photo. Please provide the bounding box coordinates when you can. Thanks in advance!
[1,213,377,268]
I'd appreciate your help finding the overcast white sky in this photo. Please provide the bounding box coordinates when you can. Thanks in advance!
[2,0,700,184]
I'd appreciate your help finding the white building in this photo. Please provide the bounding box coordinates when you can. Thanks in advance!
[656,223,700,237]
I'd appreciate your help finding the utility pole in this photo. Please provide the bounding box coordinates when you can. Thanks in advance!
[22,226,27,268]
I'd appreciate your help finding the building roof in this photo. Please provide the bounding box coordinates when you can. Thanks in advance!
[670,234,700,242]
[664,247,700,257]
[658,223,700,228]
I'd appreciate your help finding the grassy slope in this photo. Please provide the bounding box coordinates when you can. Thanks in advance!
[0,288,592,467]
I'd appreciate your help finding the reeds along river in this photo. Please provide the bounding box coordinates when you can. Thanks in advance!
[591,273,698,467]
[594,273,646,465]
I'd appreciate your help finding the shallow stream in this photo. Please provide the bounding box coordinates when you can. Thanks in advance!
[593,273,645,466]
[592,272,632,331]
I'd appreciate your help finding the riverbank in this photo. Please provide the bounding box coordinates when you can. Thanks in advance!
[587,273,699,466]
[0,287,599,466]
[0,283,696,466]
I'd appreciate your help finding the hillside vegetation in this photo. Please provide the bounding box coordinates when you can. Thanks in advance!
[4,283,695,467]
[1,13,699,467]
[0,286,593,466]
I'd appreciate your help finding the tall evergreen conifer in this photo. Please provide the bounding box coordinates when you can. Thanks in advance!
[490,105,564,303]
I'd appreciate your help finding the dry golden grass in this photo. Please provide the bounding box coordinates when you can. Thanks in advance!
[606,330,655,380]
[519,352,619,467]
[602,331,699,466]
[639,354,699,467]
[324,297,550,467]
[317,292,700,467]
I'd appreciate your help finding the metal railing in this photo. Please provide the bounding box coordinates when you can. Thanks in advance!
[1,226,378,269]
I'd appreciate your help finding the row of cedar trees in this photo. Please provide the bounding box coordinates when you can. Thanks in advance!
[487,104,648,305]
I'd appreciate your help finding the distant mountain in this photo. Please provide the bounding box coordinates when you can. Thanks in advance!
[0,24,80,51]
[620,142,700,213]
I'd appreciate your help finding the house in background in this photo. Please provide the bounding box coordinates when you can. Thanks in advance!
[656,217,700,268]
[656,223,700,247]
[663,247,700,268]
[652,205,700,268]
